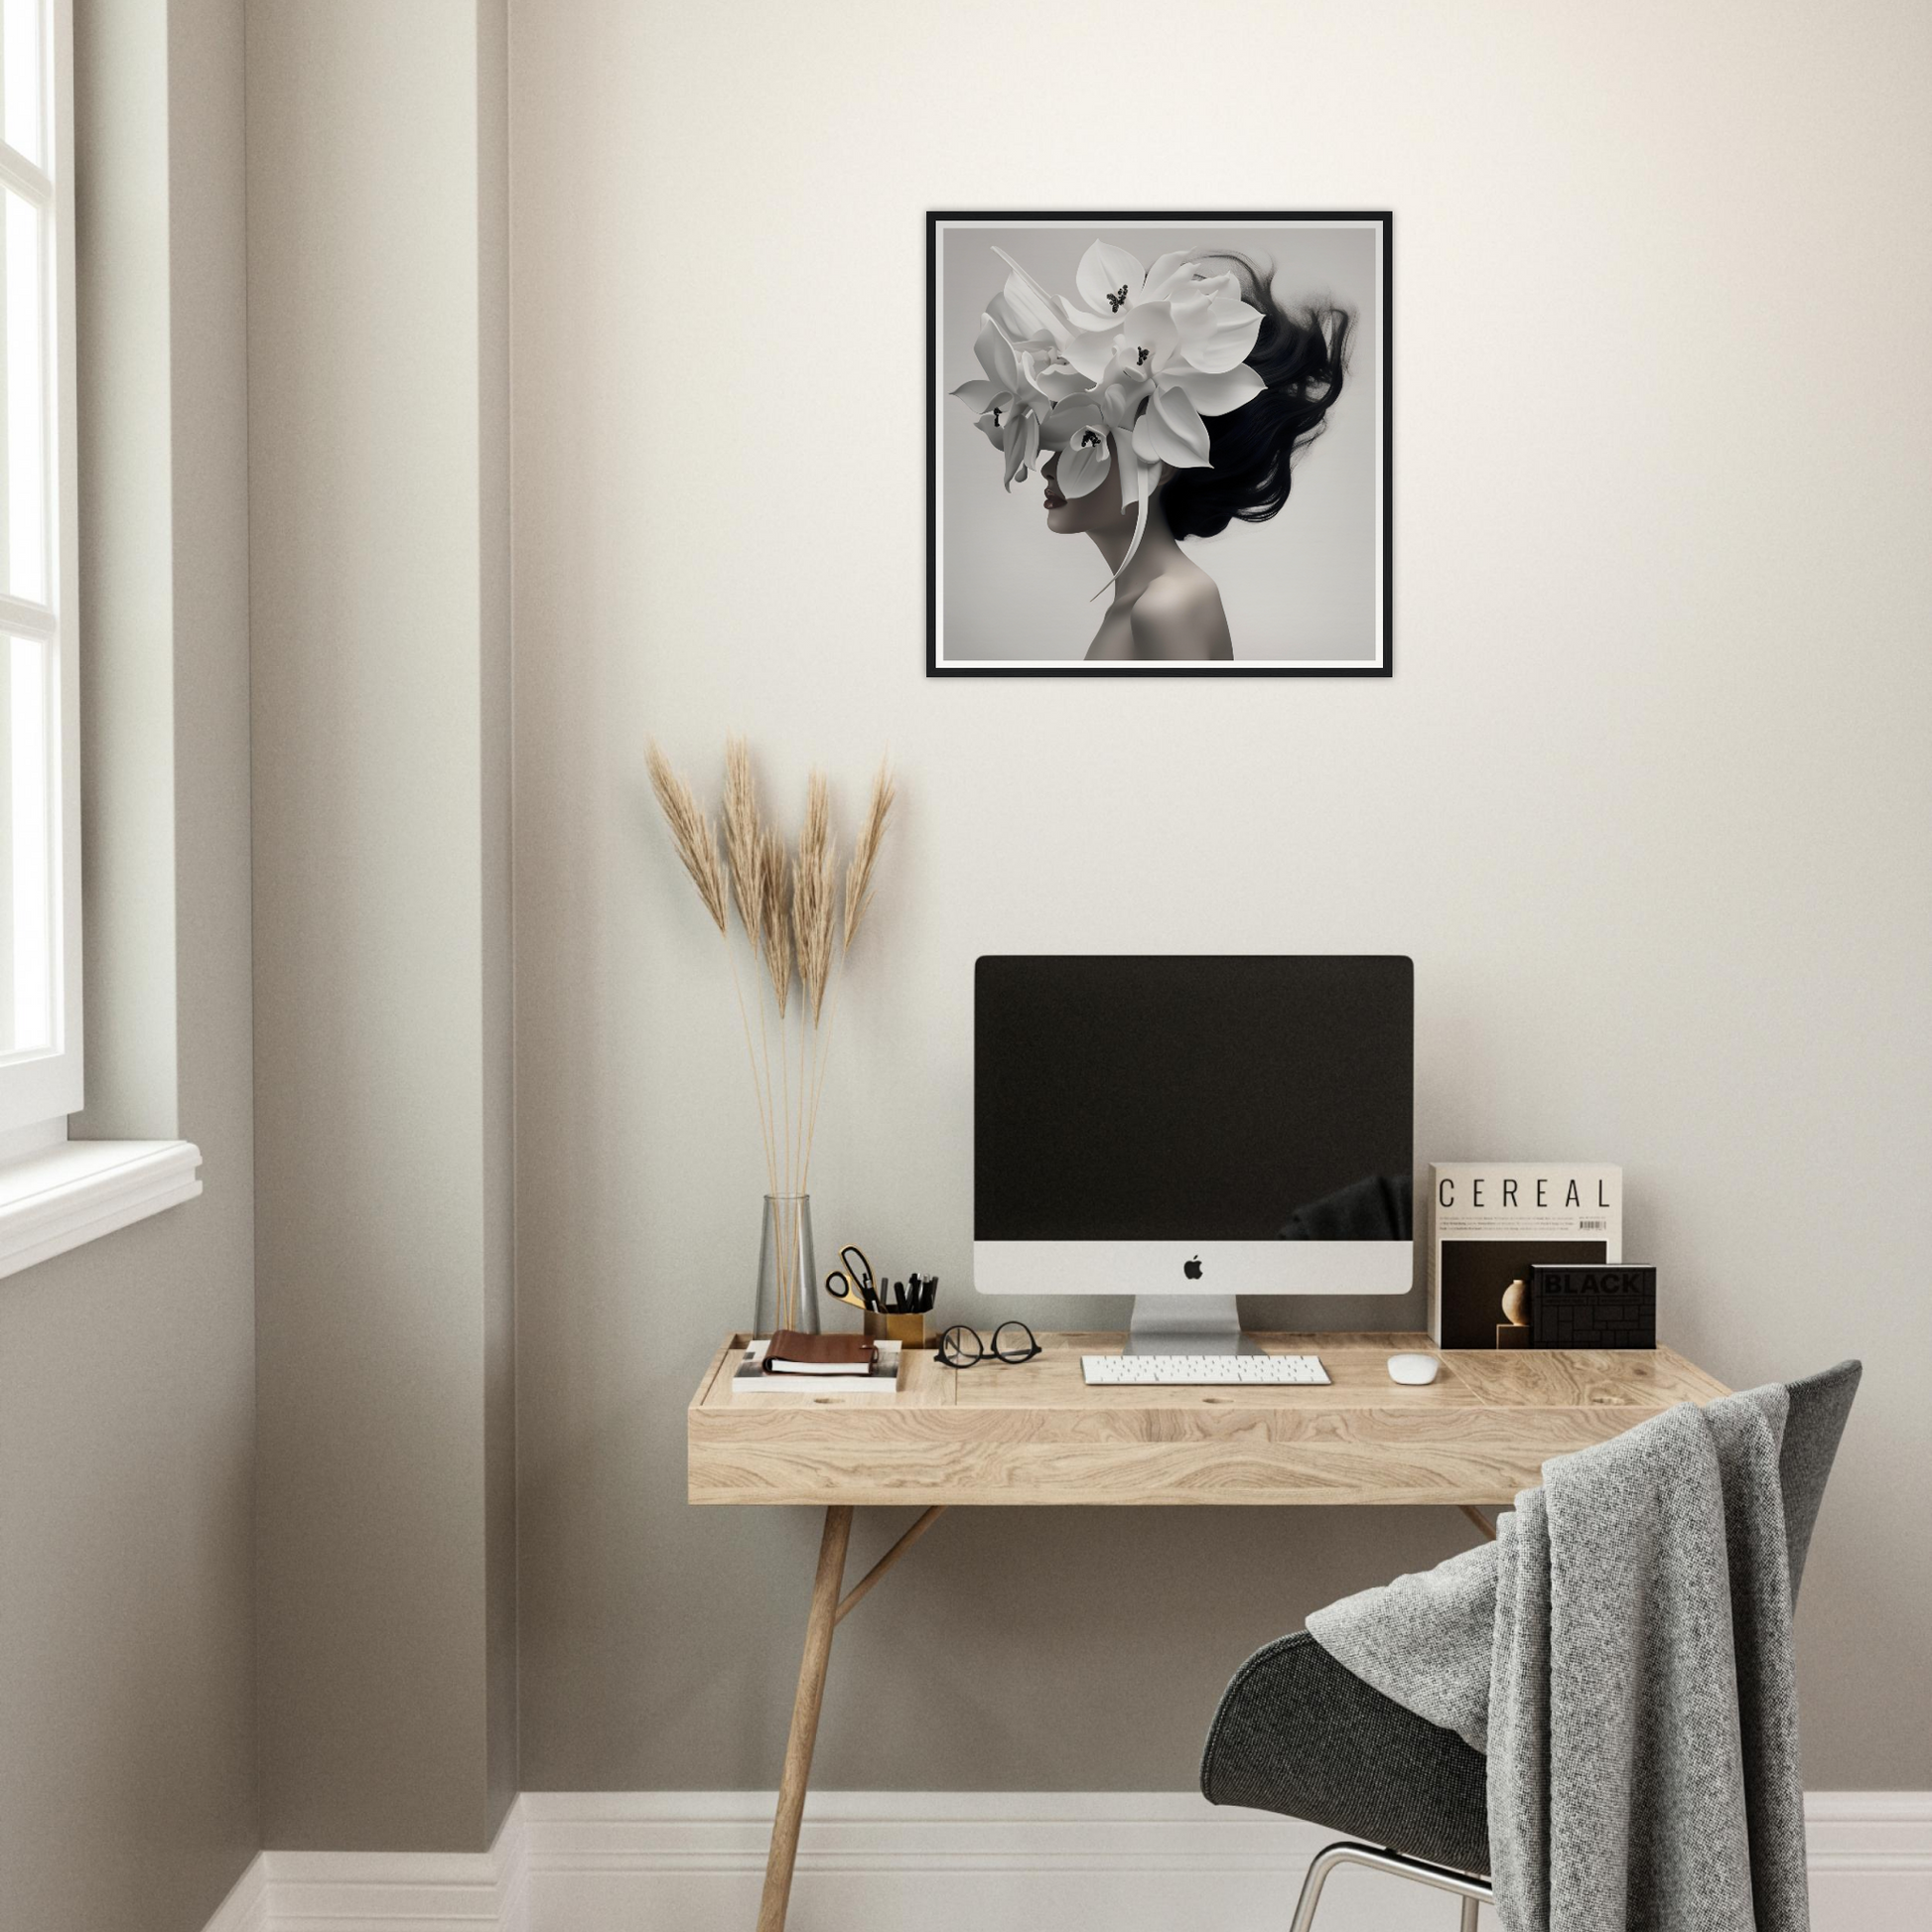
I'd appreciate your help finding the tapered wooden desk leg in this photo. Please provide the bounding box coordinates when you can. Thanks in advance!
[1458,1504,1499,1542]
[757,1504,853,1932]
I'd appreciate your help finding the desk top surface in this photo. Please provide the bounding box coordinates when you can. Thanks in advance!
[688,1331,1728,1509]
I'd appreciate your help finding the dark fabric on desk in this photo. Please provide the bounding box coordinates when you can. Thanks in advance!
[1199,1629,1491,1876]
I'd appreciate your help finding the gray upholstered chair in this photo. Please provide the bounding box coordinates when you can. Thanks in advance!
[1200,1361,1862,1930]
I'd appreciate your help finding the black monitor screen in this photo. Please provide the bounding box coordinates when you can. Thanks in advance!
[974,956,1414,1241]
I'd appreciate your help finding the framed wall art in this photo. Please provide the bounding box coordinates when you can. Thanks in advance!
[927,210,1392,677]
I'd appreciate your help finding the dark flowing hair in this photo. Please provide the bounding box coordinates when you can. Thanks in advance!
[1160,255,1352,543]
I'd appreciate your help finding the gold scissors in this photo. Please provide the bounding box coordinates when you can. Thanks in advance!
[824,1244,878,1312]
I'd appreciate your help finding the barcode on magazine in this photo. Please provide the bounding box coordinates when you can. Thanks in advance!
[1580,1218,1608,1230]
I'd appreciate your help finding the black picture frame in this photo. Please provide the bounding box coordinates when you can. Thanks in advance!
[927,209,1393,678]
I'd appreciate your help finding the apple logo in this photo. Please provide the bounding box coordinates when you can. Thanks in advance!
[1183,1255,1203,1280]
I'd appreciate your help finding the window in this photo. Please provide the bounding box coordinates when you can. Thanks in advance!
[0,0,200,1272]
[0,0,75,1143]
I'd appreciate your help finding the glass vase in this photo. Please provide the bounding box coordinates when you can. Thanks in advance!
[754,1193,818,1338]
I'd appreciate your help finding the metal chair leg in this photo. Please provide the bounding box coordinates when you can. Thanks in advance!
[1286,1844,1347,1932]
[1288,1841,1493,1932]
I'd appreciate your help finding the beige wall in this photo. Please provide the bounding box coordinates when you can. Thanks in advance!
[249,0,515,1853]
[510,0,1932,1794]
[0,1,259,1928]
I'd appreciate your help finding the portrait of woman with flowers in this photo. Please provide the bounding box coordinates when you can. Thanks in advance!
[928,212,1390,676]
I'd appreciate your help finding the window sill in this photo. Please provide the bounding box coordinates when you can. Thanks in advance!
[0,1139,203,1282]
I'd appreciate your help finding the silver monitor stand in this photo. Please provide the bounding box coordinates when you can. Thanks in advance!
[1124,1294,1259,1356]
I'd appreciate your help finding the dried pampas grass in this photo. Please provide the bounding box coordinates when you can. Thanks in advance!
[722,736,764,940]
[645,742,727,935]
[645,736,896,1234]
[759,827,792,1018]
[793,773,836,1025]
[844,759,896,949]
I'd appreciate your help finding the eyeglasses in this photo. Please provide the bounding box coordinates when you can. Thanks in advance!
[936,1320,1040,1368]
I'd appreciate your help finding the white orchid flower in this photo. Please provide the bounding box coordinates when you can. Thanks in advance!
[952,311,1069,488]
[950,320,1021,443]
[1039,398,1113,498]
[982,293,1086,399]
[1018,346,1096,407]
[1072,241,1200,320]
[1001,406,1040,487]
[1167,285,1268,375]
[1048,389,1161,580]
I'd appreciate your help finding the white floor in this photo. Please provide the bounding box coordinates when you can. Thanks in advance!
[205,1789,1932,1932]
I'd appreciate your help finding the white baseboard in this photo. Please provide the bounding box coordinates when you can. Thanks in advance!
[201,1789,1932,1932]
[202,1808,526,1932]
[202,1852,268,1932]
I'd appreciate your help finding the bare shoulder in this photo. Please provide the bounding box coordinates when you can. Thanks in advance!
[1129,569,1232,661]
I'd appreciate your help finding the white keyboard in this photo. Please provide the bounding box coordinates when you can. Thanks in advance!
[1081,1352,1329,1386]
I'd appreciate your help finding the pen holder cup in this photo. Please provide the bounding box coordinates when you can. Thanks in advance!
[866,1310,927,1349]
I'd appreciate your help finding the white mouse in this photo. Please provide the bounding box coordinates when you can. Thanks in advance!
[1387,1352,1442,1386]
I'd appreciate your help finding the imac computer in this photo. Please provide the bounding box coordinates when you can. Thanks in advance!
[973,955,1414,1354]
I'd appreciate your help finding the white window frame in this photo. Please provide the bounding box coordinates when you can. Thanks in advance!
[0,0,200,1278]
[0,0,79,1141]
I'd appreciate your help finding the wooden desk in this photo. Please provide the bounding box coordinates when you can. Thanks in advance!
[688,1330,1728,1931]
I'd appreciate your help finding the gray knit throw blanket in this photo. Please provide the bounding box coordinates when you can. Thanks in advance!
[1307,1388,1809,1932]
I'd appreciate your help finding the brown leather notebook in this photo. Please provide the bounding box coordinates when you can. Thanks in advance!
[763,1329,878,1374]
